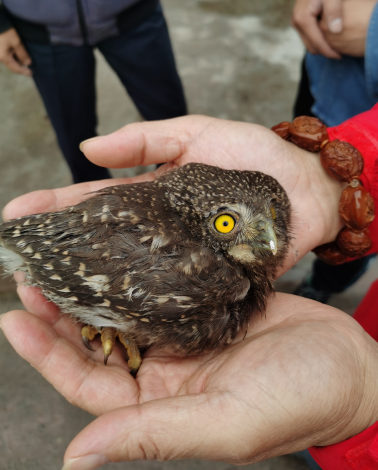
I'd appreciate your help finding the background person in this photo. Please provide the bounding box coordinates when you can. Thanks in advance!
[0,0,187,184]
[292,0,378,305]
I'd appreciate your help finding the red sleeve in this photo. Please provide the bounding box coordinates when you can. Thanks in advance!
[327,103,378,254]
[308,104,378,469]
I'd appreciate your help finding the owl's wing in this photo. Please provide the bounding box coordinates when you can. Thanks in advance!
[0,186,252,336]
[0,187,162,306]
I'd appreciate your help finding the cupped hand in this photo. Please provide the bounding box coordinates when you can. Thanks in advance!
[3,115,345,276]
[2,292,378,468]
[320,0,377,57]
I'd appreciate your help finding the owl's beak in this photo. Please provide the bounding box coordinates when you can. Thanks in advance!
[253,221,278,255]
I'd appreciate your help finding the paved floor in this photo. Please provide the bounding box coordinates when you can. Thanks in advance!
[0,0,377,469]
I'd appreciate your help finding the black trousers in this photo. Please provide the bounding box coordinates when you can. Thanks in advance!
[25,4,187,183]
[293,58,376,293]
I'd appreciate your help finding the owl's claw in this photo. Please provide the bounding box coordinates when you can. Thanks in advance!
[101,327,117,365]
[81,325,99,351]
[82,336,95,351]
[118,332,142,375]
[80,325,141,375]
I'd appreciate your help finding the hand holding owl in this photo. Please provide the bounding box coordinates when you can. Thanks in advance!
[3,115,375,470]
[3,291,378,468]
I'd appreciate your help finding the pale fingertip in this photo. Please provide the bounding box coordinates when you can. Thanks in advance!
[62,455,110,470]
[79,137,100,153]
[0,313,5,330]
[328,18,342,34]
[2,204,10,222]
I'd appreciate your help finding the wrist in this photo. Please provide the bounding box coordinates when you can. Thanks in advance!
[305,149,346,246]
[273,116,376,264]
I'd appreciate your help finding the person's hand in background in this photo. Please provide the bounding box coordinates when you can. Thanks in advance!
[320,0,377,56]
[292,0,343,59]
[0,28,31,76]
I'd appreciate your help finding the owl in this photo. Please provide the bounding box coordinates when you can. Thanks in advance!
[0,163,291,375]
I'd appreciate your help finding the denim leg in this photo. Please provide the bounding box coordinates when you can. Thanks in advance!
[24,42,111,184]
[97,4,187,121]
[311,254,377,293]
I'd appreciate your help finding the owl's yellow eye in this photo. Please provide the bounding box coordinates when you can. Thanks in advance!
[214,214,235,233]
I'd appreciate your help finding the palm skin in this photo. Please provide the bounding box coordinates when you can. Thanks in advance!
[2,116,378,467]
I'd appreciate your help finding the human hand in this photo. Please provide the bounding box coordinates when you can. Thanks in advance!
[2,293,378,468]
[0,116,371,468]
[292,0,343,59]
[3,115,346,277]
[0,28,32,76]
[320,0,377,57]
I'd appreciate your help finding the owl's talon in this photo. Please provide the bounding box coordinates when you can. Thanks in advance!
[118,333,142,376]
[129,368,138,378]
[101,327,117,365]
[82,336,95,351]
[81,325,100,351]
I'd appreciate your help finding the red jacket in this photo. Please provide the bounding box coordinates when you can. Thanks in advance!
[309,103,378,469]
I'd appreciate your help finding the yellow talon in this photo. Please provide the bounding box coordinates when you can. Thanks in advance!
[81,325,100,351]
[101,327,117,365]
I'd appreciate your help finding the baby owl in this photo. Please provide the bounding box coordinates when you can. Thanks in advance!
[0,163,291,374]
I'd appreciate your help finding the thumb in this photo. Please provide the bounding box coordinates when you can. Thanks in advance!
[79,115,214,169]
[322,0,343,33]
[62,394,245,469]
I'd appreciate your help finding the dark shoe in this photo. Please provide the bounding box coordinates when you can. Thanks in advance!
[293,277,331,304]
[293,450,322,470]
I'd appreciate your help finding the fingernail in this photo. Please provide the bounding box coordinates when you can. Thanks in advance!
[328,18,342,33]
[62,454,110,470]
[79,137,99,152]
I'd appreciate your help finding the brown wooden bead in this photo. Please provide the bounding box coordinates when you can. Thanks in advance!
[339,184,375,230]
[288,116,329,152]
[271,121,291,140]
[312,242,348,265]
[320,140,364,182]
[336,227,372,257]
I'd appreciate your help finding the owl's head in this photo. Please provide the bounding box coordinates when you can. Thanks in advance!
[158,163,291,267]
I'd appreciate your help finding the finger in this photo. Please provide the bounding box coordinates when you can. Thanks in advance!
[63,394,248,467]
[17,284,61,324]
[16,284,139,368]
[80,115,215,168]
[322,0,343,33]
[16,284,80,340]
[296,30,318,55]
[0,310,138,415]
[3,54,32,76]
[295,19,341,59]
[2,173,156,221]
[13,42,32,66]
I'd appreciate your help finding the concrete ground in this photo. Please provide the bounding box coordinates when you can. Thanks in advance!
[0,0,377,469]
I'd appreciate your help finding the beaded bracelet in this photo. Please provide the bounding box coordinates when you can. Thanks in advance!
[271,116,375,265]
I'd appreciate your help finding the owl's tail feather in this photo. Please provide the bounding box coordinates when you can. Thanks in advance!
[0,246,26,275]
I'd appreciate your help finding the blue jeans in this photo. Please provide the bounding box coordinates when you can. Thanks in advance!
[25,4,187,183]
